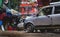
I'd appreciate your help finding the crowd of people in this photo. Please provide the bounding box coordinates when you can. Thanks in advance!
[0,0,21,31]
[0,8,21,31]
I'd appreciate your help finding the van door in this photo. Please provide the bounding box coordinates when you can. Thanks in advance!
[37,7,53,25]
[51,6,60,25]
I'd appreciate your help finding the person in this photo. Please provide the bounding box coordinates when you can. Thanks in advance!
[2,7,12,30]
[6,11,12,30]
[0,8,6,31]
[11,15,20,30]
[4,0,11,8]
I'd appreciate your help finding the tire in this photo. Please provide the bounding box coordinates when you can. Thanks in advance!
[25,23,34,33]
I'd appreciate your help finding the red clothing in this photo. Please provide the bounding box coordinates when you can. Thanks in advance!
[37,0,43,7]
[0,13,6,20]
[7,26,13,30]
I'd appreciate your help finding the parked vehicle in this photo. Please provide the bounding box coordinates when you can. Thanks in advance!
[24,2,60,32]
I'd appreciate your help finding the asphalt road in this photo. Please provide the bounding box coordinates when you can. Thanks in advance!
[0,31,60,37]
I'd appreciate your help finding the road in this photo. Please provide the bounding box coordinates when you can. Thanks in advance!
[0,31,60,37]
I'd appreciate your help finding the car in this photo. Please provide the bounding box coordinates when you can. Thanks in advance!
[23,2,60,32]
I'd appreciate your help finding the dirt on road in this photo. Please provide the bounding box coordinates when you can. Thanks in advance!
[0,31,60,37]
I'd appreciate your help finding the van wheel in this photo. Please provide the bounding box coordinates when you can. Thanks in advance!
[25,24,34,33]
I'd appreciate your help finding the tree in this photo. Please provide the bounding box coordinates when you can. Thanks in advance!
[10,0,20,11]
[0,0,2,8]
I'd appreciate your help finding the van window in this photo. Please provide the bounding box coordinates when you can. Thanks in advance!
[54,6,60,14]
[40,7,52,15]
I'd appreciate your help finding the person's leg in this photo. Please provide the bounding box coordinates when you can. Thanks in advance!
[1,25,5,31]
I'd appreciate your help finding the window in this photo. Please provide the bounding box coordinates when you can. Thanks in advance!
[40,7,52,15]
[54,6,60,14]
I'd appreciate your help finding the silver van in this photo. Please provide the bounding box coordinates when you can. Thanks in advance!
[24,2,60,32]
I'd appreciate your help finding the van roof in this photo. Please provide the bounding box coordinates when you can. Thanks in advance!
[42,2,60,8]
[50,2,60,5]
